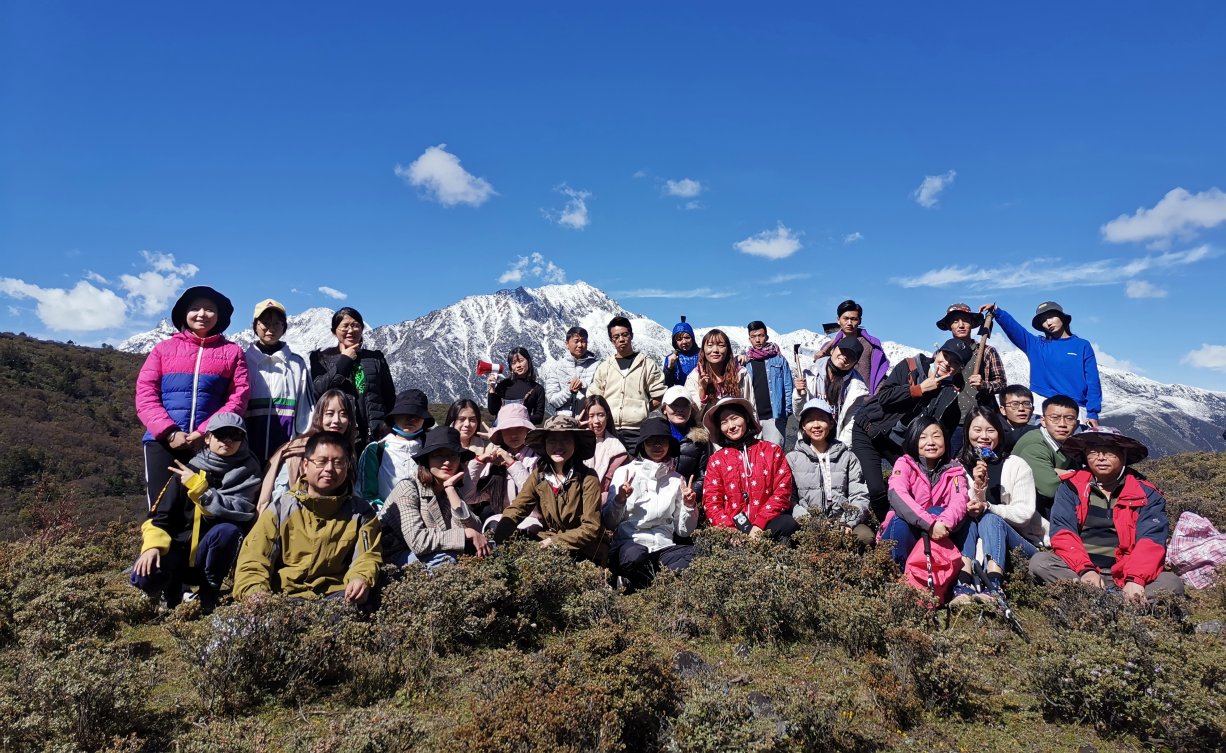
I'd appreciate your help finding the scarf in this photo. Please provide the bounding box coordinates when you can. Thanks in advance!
[255,341,285,355]
[747,342,781,361]
[670,423,687,443]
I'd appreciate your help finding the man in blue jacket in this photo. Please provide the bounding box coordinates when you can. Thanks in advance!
[745,321,794,448]
[981,301,1101,428]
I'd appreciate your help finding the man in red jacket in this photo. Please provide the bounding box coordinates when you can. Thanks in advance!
[1029,427,1184,600]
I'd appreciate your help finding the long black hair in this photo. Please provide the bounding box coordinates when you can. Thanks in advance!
[506,346,537,384]
[902,415,948,466]
[956,407,1012,468]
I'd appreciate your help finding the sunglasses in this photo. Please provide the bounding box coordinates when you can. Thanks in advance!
[210,429,245,443]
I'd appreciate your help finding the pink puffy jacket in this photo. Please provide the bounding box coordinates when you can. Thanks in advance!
[879,453,969,535]
[135,331,250,443]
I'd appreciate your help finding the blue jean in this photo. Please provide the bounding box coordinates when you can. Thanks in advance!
[130,521,243,594]
[881,505,975,570]
[975,512,1038,567]
[389,549,459,571]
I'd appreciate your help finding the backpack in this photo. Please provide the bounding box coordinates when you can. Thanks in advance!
[903,532,961,604]
[268,492,377,571]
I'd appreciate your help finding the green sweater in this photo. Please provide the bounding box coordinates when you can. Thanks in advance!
[1013,428,1077,513]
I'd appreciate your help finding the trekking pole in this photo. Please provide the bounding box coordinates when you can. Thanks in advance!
[971,557,1030,643]
[922,532,941,627]
[974,308,995,379]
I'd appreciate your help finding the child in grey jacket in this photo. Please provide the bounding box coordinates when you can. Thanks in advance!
[786,398,874,546]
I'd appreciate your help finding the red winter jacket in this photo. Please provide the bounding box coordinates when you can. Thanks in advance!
[1050,470,1169,587]
[703,440,793,530]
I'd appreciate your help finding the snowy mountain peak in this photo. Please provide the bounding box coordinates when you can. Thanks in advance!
[115,282,1225,457]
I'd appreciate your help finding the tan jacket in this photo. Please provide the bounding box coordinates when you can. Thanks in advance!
[588,353,666,430]
[493,464,609,565]
[234,486,382,599]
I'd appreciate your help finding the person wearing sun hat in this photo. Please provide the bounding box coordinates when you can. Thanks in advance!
[938,302,1008,454]
[981,301,1101,428]
[477,403,543,531]
[379,426,491,569]
[702,396,798,545]
[491,415,609,565]
[603,417,700,590]
[1029,426,1183,600]
[355,389,435,511]
[243,298,315,464]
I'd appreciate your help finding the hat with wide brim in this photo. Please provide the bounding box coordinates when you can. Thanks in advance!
[635,417,681,459]
[172,286,235,336]
[702,396,761,445]
[489,403,536,444]
[1061,426,1149,465]
[526,415,597,461]
[412,426,475,464]
[1031,301,1072,332]
[936,303,984,331]
[386,389,436,429]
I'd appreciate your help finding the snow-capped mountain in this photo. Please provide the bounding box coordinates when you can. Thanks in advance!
[118,281,1226,457]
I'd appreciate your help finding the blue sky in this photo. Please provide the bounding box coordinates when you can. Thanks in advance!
[3,2,1226,388]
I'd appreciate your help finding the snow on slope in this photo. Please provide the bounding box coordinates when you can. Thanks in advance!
[118,282,1226,457]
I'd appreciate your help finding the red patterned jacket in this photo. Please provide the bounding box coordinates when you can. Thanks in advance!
[703,440,793,530]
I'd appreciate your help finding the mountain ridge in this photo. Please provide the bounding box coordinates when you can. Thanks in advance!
[118,281,1226,458]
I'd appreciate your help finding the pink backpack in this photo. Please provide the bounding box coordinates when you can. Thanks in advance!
[904,533,961,603]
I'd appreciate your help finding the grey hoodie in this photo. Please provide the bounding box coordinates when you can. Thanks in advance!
[785,439,869,527]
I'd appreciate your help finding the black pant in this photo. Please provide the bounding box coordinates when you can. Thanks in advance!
[144,440,197,512]
[765,513,799,547]
[616,427,640,457]
[850,424,903,525]
[612,542,696,589]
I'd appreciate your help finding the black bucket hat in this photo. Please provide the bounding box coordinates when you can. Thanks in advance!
[171,286,234,336]
[636,417,680,459]
[936,303,984,331]
[1031,301,1072,332]
[412,426,474,463]
[386,389,435,429]
[937,338,974,368]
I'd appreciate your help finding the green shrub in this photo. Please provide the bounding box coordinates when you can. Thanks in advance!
[174,704,418,753]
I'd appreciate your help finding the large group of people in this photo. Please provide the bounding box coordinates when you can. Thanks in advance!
[131,285,1192,617]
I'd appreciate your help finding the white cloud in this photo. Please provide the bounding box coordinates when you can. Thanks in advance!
[8,306,22,317]
[765,273,809,284]
[665,179,703,198]
[498,253,567,285]
[733,222,804,260]
[911,170,956,209]
[1101,187,1226,248]
[543,184,591,230]
[683,201,703,211]
[633,170,648,178]
[0,278,127,331]
[84,271,110,284]
[1125,280,1167,298]
[1093,344,1143,373]
[1183,344,1226,373]
[319,286,348,300]
[612,287,735,299]
[892,245,1215,290]
[118,251,199,316]
[843,232,864,244]
[394,144,496,207]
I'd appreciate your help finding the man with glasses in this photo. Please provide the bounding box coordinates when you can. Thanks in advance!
[1013,394,1083,520]
[1030,426,1182,600]
[588,316,665,455]
[235,431,382,604]
[998,384,1038,442]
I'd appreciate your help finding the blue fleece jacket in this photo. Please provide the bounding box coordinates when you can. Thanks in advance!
[995,307,1102,420]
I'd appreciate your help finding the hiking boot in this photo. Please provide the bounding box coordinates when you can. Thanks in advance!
[948,584,978,608]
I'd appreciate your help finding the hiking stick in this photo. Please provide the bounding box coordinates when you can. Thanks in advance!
[793,344,803,391]
[971,557,1031,643]
[974,308,995,378]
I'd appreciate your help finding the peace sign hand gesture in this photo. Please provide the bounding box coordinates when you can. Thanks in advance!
[681,475,698,508]
[615,471,636,504]
[475,422,495,440]
[168,460,197,484]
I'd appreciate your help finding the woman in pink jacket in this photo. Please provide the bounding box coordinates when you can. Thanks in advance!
[878,416,973,595]
[135,286,251,513]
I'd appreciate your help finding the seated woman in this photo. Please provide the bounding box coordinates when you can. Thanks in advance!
[491,415,609,565]
[878,417,976,601]
[786,398,874,547]
[957,407,1044,595]
[487,346,546,425]
[446,398,493,511]
[661,386,710,508]
[257,388,358,513]
[603,417,699,590]
[701,397,797,544]
[309,307,396,450]
[578,395,628,495]
[356,389,434,512]
[380,426,493,569]
[477,403,541,532]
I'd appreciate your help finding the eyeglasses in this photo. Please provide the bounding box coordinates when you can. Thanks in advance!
[336,323,363,332]
[1046,415,1079,426]
[1004,401,1034,409]
[1085,449,1118,458]
[306,458,350,470]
